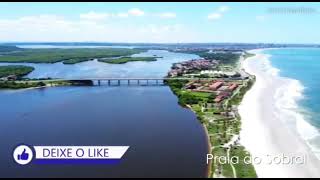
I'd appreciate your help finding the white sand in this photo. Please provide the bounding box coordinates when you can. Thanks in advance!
[239,49,320,178]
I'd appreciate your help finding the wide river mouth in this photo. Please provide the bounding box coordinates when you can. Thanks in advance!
[0,47,208,177]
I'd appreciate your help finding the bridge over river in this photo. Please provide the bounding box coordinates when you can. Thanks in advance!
[69,77,193,86]
[60,77,246,86]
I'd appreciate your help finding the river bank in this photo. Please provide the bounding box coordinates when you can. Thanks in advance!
[239,49,320,178]
[0,79,93,89]
[166,53,257,178]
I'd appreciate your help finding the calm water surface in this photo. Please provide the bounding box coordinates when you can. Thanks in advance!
[0,48,208,177]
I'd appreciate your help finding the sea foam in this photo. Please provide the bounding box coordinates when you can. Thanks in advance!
[258,50,320,160]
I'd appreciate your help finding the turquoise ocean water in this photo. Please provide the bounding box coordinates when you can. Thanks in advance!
[263,48,320,157]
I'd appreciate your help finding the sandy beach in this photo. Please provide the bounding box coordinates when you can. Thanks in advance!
[239,49,320,178]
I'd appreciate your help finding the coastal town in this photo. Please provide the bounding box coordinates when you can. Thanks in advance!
[166,51,256,178]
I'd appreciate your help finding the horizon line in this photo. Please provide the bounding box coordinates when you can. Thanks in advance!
[1,41,320,46]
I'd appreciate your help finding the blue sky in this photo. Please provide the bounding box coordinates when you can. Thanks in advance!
[0,2,319,43]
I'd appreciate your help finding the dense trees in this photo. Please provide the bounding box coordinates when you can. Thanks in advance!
[165,79,215,106]
[98,57,157,64]
[0,81,41,89]
[0,45,22,53]
[0,48,146,64]
[0,65,34,78]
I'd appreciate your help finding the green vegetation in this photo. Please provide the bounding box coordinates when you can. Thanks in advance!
[62,58,95,64]
[165,79,215,106]
[229,146,257,178]
[0,79,93,89]
[197,52,241,65]
[165,79,188,92]
[171,49,241,66]
[166,73,257,178]
[178,91,214,106]
[0,65,34,78]
[212,147,234,178]
[0,48,146,64]
[0,45,22,53]
[228,78,255,106]
[243,52,255,59]
[0,81,43,89]
[98,56,157,64]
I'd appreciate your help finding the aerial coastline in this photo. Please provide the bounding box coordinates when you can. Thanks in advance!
[2,44,320,178]
[0,45,258,177]
[239,49,320,178]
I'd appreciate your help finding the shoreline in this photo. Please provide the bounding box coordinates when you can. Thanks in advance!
[169,55,257,177]
[239,49,320,178]
[186,104,212,178]
[203,123,212,178]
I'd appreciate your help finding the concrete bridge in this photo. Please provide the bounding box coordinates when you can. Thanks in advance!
[67,77,190,86]
[62,77,245,86]
[93,78,166,86]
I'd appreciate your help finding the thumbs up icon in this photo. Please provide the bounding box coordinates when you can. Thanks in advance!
[17,149,29,160]
[13,145,33,165]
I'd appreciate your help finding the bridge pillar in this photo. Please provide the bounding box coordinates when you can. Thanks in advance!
[156,79,158,85]
[98,80,101,86]
[118,80,120,86]
[107,80,110,86]
[146,79,149,85]
[128,80,130,85]
[137,80,140,85]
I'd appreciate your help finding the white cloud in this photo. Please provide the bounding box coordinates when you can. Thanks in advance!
[80,9,177,20]
[208,13,222,20]
[128,8,145,17]
[208,5,230,21]
[0,15,195,43]
[157,12,176,19]
[218,6,230,13]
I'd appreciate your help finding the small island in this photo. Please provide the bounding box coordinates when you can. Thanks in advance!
[0,45,147,64]
[0,65,92,89]
[98,56,158,64]
[0,65,35,79]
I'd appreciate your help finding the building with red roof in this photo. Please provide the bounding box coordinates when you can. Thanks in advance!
[209,81,223,91]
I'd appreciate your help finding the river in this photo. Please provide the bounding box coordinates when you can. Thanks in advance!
[0,47,208,177]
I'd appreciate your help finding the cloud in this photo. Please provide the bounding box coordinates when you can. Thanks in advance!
[80,9,177,21]
[157,12,176,19]
[79,8,145,21]
[218,6,230,13]
[0,14,194,43]
[128,8,145,16]
[208,5,230,21]
[208,13,222,20]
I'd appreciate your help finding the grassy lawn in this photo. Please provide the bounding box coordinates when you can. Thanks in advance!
[229,146,257,178]
[212,147,234,178]
[228,79,255,106]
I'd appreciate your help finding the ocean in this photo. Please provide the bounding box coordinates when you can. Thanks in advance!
[262,48,320,159]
